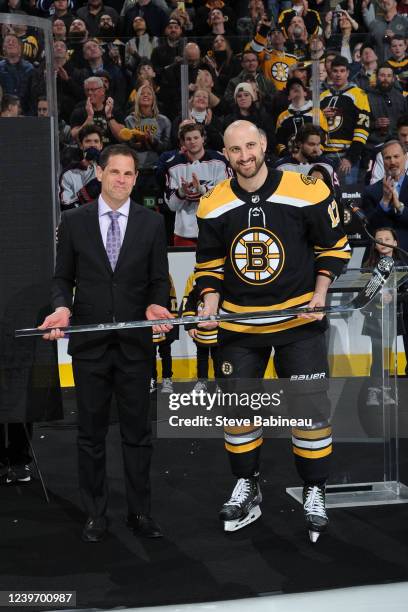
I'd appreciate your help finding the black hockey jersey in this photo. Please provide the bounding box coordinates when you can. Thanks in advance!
[181,272,218,346]
[195,170,351,347]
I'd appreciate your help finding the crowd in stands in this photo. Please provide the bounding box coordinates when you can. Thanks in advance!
[2,0,408,245]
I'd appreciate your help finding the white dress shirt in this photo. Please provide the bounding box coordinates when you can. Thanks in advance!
[98,195,130,248]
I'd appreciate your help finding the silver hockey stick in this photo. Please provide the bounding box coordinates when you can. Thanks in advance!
[15,257,394,338]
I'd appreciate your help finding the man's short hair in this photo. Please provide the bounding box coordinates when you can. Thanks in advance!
[294,124,325,145]
[377,62,395,75]
[84,76,104,89]
[382,139,405,156]
[397,115,408,130]
[1,94,19,112]
[98,144,138,171]
[78,123,104,144]
[178,122,206,143]
[331,55,350,70]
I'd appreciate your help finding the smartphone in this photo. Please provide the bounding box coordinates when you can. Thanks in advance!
[177,1,185,11]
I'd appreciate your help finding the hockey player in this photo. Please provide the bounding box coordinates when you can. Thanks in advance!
[195,120,351,542]
[181,272,220,394]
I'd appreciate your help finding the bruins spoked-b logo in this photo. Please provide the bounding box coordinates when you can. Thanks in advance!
[221,361,233,376]
[230,226,285,285]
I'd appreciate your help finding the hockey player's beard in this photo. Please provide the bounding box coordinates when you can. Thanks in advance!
[233,151,265,179]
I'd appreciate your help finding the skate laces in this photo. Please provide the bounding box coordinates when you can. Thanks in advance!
[304,486,327,518]
[225,478,252,507]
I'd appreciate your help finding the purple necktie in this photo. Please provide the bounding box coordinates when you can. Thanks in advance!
[106,211,121,270]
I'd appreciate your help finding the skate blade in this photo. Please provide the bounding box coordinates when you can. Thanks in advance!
[224,505,261,532]
[309,530,320,543]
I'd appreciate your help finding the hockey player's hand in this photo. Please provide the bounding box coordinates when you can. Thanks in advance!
[188,329,197,338]
[300,292,326,321]
[197,293,220,329]
[146,304,174,334]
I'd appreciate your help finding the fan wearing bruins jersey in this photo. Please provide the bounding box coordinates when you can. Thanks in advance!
[320,56,371,178]
[195,120,351,540]
[250,22,297,91]
[181,272,220,393]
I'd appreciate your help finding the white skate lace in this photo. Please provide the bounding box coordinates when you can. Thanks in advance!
[304,486,327,518]
[224,478,252,507]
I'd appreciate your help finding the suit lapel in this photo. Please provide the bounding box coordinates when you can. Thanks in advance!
[85,201,113,273]
[115,201,141,271]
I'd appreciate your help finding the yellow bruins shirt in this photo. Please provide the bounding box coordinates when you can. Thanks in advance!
[195,170,351,347]
[386,56,408,76]
[275,102,329,154]
[181,272,218,346]
[320,84,371,162]
[250,25,297,90]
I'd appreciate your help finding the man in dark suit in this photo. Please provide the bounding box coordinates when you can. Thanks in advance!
[362,139,408,253]
[40,144,172,542]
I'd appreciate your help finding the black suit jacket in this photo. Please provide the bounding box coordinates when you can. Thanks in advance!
[362,176,408,253]
[52,200,170,360]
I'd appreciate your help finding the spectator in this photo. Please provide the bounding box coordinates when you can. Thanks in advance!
[276,77,328,155]
[354,42,378,91]
[164,122,230,246]
[52,18,67,41]
[37,95,48,117]
[204,35,241,96]
[278,0,322,37]
[150,17,184,79]
[96,14,119,42]
[159,42,213,119]
[275,124,339,189]
[222,82,275,156]
[76,0,119,38]
[37,0,74,29]
[194,0,236,36]
[67,19,89,69]
[0,34,34,115]
[367,64,408,153]
[320,55,371,183]
[250,22,298,92]
[237,0,269,37]
[370,114,408,183]
[9,21,40,63]
[386,35,408,83]
[114,83,171,172]
[285,16,310,60]
[222,49,276,112]
[171,88,223,150]
[72,38,127,111]
[123,0,169,38]
[324,9,361,63]
[0,93,20,117]
[70,75,124,144]
[125,16,158,73]
[364,0,408,62]
[59,123,104,209]
[363,139,408,251]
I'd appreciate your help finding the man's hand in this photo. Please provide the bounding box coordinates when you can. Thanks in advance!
[38,307,70,340]
[197,292,220,329]
[339,158,352,175]
[188,328,197,338]
[383,175,394,205]
[299,292,326,321]
[86,97,94,120]
[57,66,69,81]
[146,304,173,334]
[105,97,114,118]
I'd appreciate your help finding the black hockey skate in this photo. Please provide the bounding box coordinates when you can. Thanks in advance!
[219,475,262,532]
[303,485,328,543]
